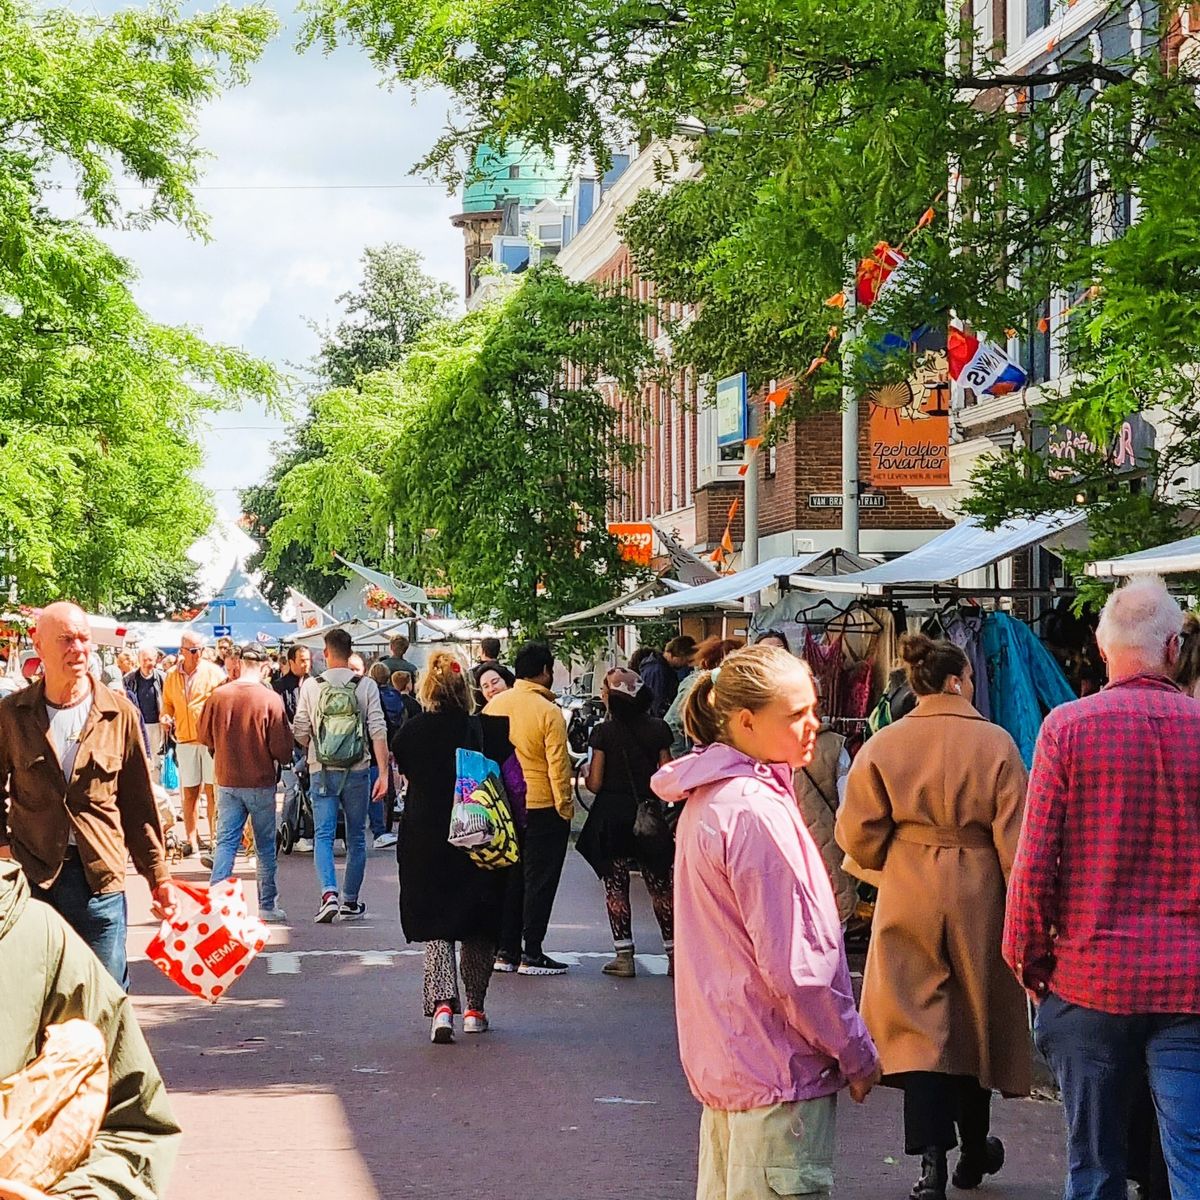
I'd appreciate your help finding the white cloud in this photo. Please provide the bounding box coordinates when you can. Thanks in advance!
[81,1,468,507]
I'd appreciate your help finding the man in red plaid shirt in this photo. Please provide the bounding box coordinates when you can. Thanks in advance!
[1004,576,1200,1200]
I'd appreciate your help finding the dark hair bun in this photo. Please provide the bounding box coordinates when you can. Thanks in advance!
[899,632,935,665]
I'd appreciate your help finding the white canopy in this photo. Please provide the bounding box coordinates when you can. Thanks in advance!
[1087,534,1200,579]
[785,511,1087,596]
[288,618,408,651]
[549,577,693,629]
[621,550,876,616]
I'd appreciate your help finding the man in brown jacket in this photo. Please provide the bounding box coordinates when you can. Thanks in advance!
[198,644,293,923]
[0,602,177,991]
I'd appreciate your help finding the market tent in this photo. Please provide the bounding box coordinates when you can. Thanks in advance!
[784,511,1087,597]
[549,577,693,630]
[188,560,293,643]
[335,555,429,608]
[1087,533,1200,578]
[621,550,877,617]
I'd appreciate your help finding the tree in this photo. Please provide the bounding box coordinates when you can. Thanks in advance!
[267,265,654,636]
[302,0,1200,575]
[243,243,456,602]
[1,0,281,611]
[310,243,457,387]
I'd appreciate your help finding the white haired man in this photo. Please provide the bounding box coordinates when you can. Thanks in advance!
[161,631,224,864]
[124,645,166,773]
[1004,577,1200,1199]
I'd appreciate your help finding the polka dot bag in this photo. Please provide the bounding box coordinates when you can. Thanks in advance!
[146,879,268,1003]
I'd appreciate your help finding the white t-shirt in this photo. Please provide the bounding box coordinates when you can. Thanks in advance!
[46,691,94,846]
[46,692,94,783]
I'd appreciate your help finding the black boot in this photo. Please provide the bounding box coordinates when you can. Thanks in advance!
[910,1149,948,1200]
[952,1137,1004,1190]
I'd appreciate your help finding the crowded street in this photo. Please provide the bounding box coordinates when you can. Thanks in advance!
[124,844,1066,1200]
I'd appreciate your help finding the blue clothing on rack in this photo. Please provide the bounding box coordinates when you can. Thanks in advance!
[983,611,1076,767]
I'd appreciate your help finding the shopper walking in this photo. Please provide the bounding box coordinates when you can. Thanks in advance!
[292,628,389,923]
[124,646,166,771]
[379,633,419,679]
[273,643,313,853]
[1004,577,1200,1200]
[198,644,294,924]
[652,646,879,1200]
[577,668,673,977]
[391,651,515,1043]
[665,637,742,757]
[0,602,177,989]
[484,641,573,975]
[837,634,1029,1200]
[162,631,224,864]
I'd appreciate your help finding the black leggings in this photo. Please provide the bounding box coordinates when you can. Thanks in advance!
[900,1072,992,1155]
[602,858,673,950]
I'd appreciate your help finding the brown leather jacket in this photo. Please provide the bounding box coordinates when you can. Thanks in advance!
[0,680,169,894]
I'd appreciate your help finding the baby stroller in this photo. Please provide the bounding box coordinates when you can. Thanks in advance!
[277,761,347,854]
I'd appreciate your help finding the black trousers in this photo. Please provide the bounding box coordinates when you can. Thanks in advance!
[515,808,571,958]
[498,829,526,959]
[900,1072,992,1156]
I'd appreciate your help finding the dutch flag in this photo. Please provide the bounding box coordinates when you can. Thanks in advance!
[947,328,1027,397]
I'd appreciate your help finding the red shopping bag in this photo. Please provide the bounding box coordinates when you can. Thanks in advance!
[146,879,268,1003]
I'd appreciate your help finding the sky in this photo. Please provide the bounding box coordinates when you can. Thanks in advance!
[90,1,466,515]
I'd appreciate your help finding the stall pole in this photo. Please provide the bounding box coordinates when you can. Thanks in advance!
[841,285,860,555]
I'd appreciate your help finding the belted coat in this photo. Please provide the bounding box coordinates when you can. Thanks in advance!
[836,693,1032,1096]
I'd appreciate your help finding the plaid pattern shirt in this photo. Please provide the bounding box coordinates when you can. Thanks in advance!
[1004,673,1200,1014]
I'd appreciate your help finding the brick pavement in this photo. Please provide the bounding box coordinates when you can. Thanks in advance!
[124,844,1067,1200]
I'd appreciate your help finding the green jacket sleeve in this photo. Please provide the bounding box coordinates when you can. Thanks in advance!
[41,926,181,1200]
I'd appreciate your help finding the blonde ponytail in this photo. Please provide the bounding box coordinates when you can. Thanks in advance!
[683,645,811,748]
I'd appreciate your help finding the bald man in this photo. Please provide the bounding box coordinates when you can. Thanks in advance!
[0,602,177,989]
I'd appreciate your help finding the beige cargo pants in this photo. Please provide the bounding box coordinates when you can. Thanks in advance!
[697,1094,836,1199]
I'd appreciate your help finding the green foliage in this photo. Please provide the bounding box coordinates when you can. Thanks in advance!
[0,0,281,612]
[244,243,456,602]
[302,0,1200,576]
[268,266,655,637]
[310,243,457,388]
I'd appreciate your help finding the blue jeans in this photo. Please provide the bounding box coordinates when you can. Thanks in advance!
[368,762,387,837]
[1035,992,1200,1200]
[209,786,280,911]
[37,851,129,991]
[311,767,369,902]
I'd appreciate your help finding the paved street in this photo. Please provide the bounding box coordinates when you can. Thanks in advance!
[125,841,1067,1200]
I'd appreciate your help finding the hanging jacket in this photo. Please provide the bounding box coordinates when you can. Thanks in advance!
[983,611,1076,768]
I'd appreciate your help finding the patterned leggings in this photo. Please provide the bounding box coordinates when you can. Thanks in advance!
[422,939,494,1017]
[602,859,674,952]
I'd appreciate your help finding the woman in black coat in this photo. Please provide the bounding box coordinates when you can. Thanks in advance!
[391,649,515,1044]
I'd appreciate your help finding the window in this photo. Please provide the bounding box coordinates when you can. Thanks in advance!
[1026,0,1051,34]
[508,165,521,179]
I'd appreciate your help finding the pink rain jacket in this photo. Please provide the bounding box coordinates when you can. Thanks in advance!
[653,744,879,1111]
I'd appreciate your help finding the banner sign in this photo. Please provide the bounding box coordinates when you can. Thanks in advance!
[715,373,748,448]
[1036,412,1154,481]
[867,348,951,487]
[608,522,655,567]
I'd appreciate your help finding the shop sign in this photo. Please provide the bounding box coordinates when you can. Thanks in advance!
[1040,413,1154,480]
[608,522,655,566]
[715,372,748,448]
[808,493,887,509]
[867,349,951,487]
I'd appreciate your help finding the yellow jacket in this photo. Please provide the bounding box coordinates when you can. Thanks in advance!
[161,660,225,745]
[484,680,573,820]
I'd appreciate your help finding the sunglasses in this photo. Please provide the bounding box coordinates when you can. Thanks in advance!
[182,647,201,655]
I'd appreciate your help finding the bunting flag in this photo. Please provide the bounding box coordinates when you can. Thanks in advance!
[856,243,910,308]
[947,327,1028,396]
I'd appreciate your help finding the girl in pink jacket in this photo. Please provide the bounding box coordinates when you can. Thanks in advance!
[652,645,879,1200]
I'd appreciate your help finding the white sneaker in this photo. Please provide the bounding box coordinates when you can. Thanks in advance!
[334,841,346,858]
[294,838,314,853]
[463,1010,489,1034]
[430,1006,454,1044]
[373,831,398,849]
[259,906,288,924]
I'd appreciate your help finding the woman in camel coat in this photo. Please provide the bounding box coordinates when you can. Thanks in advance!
[836,633,1030,1200]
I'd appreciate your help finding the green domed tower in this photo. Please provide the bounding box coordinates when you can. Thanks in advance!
[452,141,565,300]
[461,142,562,213]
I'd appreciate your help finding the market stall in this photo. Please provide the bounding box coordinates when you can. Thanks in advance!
[1087,533,1200,578]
